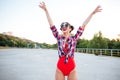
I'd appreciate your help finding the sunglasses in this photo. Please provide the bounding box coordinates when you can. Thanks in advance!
[60,23,69,29]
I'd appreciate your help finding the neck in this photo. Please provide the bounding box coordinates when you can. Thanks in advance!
[63,32,70,38]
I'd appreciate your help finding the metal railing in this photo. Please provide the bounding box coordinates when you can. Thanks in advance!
[76,48,120,57]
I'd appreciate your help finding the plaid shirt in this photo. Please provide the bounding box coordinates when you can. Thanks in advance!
[50,25,84,63]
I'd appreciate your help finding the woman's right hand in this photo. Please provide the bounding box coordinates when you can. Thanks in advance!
[39,2,54,27]
[39,2,47,11]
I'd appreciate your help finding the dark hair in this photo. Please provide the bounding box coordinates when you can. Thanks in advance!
[70,25,74,32]
[60,22,74,32]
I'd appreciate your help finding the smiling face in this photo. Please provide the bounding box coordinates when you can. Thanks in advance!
[61,26,72,33]
[60,22,72,33]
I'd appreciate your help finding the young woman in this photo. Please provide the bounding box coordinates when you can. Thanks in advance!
[39,2,102,80]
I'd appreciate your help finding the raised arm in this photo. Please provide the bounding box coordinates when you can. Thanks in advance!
[39,2,54,27]
[82,5,102,29]
[74,5,102,40]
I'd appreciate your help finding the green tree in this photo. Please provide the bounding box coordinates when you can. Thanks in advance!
[89,31,108,48]
[51,43,58,48]
[76,39,89,48]
[0,33,35,48]
[108,39,120,49]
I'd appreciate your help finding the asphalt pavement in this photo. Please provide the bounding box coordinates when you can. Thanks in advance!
[0,49,120,80]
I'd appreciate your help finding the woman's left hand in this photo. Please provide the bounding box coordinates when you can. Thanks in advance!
[93,5,102,14]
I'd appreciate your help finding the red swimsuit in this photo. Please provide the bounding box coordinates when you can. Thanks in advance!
[57,56,75,76]
[57,43,75,76]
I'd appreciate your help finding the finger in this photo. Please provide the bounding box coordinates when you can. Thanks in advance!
[39,3,43,8]
[97,8,102,11]
[96,5,101,10]
[43,2,46,6]
[42,1,45,4]
[42,1,45,6]
[40,2,42,6]
[39,5,42,8]
[98,8,102,11]
[97,9,102,12]
[98,10,102,12]
[97,5,101,8]
[39,4,42,7]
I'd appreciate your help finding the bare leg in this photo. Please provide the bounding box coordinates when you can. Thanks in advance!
[55,68,65,80]
[67,69,77,80]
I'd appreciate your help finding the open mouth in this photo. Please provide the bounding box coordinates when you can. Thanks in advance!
[62,27,67,31]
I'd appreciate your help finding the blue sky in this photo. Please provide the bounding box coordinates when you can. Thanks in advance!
[0,0,120,44]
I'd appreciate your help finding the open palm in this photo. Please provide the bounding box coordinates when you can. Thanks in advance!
[93,5,102,14]
[39,2,46,11]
